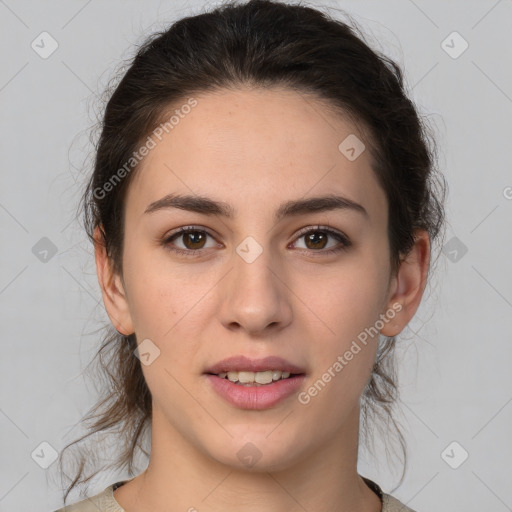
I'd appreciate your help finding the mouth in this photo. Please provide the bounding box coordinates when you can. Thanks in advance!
[204,355,306,410]
[204,372,306,409]
[203,355,307,410]
[206,369,303,386]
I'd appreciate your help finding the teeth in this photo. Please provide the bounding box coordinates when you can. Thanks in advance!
[217,370,292,384]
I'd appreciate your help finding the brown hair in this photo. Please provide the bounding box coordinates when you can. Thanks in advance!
[56,0,447,503]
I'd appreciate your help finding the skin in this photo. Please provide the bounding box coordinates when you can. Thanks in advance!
[94,86,430,512]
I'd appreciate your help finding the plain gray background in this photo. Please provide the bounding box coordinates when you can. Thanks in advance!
[1,1,511,511]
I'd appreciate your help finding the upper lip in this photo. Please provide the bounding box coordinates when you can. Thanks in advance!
[205,355,306,375]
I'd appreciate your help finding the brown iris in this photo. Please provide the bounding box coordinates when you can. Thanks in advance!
[182,231,207,250]
[304,231,328,250]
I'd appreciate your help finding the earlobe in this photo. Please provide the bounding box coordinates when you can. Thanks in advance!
[380,229,430,337]
[93,226,134,336]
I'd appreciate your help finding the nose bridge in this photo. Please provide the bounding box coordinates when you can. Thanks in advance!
[218,235,292,333]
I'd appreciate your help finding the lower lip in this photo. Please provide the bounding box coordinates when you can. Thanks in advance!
[205,374,306,410]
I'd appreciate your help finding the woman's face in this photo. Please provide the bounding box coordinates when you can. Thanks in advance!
[102,87,410,470]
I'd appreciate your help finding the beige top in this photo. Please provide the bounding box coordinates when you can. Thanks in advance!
[54,477,417,512]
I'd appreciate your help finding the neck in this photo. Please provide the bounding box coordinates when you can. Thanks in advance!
[114,403,382,512]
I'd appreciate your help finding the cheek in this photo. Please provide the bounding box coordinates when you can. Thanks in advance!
[298,255,389,390]
[122,239,205,336]
[296,276,383,426]
[305,259,388,341]
[122,254,223,389]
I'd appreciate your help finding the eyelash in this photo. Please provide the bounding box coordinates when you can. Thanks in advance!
[162,225,352,258]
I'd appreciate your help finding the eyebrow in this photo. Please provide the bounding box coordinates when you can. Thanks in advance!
[144,193,369,223]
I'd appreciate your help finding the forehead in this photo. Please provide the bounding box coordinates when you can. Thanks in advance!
[126,87,386,223]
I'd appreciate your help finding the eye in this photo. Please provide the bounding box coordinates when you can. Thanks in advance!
[291,225,351,255]
[162,226,220,257]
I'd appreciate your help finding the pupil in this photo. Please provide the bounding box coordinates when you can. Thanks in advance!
[185,232,205,249]
[306,232,327,249]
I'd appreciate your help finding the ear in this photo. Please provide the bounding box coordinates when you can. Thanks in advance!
[380,229,430,337]
[93,225,134,336]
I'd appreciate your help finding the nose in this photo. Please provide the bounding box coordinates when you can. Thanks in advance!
[217,244,293,336]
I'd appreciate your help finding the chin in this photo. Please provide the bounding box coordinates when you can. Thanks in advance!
[204,435,303,473]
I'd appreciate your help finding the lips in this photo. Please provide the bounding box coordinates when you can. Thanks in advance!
[205,373,307,409]
[204,355,307,375]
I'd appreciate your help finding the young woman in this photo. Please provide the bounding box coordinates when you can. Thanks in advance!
[54,1,446,511]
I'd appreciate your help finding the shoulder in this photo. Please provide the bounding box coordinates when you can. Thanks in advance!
[382,491,418,512]
[362,476,419,512]
[53,483,125,512]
